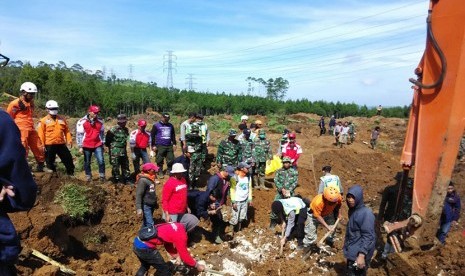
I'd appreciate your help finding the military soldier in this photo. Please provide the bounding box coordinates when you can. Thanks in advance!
[196,113,210,168]
[348,121,356,144]
[105,114,131,184]
[273,157,298,200]
[185,123,203,188]
[216,129,241,168]
[253,129,272,190]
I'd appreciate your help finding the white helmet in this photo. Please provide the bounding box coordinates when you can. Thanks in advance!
[241,115,249,121]
[20,82,38,93]
[46,100,59,115]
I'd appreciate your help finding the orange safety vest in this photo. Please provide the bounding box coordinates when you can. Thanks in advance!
[6,98,35,131]
[37,114,72,145]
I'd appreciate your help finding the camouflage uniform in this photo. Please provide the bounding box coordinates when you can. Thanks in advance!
[185,123,203,188]
[105,122,130,183]
[253,130,272,189]
[216,129,241,168]
[197,121,209,166]
[273,164,298,200]
[348,122,356,144]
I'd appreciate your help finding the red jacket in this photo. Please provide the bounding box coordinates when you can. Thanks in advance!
[282,142,302,166]
[76,116,105,149]
[140,223,196,267]
[162,177,188,214]
[130,129,151,149]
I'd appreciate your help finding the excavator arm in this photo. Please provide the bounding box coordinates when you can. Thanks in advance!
[385,0,465,249]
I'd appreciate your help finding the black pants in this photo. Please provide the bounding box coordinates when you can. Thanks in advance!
[45,144,75,175]
[156,145,174,172]
[133,246,172,276]
[346,260,367,276]
[320,127,326,136]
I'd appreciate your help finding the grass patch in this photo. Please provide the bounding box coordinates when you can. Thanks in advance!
[54,183,91,220]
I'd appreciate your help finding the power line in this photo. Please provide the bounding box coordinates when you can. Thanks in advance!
[185,73,196,91]
[163,50,177,88]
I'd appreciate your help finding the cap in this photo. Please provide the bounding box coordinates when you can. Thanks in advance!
[228,129,237,136]
[282,157,292,163]
[237,162,251,169]
[141,163,159,172]
[138,119,147,127]
[243,128,251,135]
[224,165,236,176]
[88,105,100,114]
[241,115,249,121]
[187,146,195,153]
[162,113,170,118]
[179,213,199,233]
[117,114,127,123]
[171,163,187,173]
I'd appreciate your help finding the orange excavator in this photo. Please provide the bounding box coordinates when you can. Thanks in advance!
[384,0,465,260]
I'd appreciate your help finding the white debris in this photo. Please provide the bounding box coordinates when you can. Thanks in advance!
[222,258,247,276]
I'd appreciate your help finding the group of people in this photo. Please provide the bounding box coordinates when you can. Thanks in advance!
[318,115,381,150]
[1,81,462,276]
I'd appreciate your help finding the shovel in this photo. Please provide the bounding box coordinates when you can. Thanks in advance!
[317,218,341,247]
[278,222,286,257]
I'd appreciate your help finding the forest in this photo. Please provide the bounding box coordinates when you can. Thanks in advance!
[0,61,410,118]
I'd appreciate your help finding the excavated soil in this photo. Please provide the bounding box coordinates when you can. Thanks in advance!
[9,114,465,275]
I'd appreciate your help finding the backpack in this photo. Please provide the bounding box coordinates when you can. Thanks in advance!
[138,225,158,241]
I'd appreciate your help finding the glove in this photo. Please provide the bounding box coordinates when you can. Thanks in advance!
[131,153,136,160]
[150,151,155,158]
[18,100,26,111]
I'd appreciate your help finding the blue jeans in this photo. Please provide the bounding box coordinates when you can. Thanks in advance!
[143,204,155,227]
[437,221,452,244]
[83,147,105,177]
[133,148,151,174]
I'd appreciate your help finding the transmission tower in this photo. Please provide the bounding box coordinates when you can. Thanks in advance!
[186,74,196,91]
[163,50,177,88]
[128,64,134,80]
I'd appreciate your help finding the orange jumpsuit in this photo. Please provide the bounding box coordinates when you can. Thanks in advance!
[7,97,45,162]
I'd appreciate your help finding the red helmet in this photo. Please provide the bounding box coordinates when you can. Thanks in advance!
[288,133,296,139]
[138,119,147,127]
[88,105,100,113]
[323,187,340,203]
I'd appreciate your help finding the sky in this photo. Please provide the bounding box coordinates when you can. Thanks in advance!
[0,0,429,106]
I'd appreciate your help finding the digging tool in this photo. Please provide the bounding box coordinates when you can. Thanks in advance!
[30,249,76,275]
[204,268,227,275]
[278,222,286,256]
[318,218,341,246]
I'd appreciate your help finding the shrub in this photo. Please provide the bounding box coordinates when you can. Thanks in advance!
[54,183,91,220]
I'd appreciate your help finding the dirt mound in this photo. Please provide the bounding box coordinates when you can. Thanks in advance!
[8,114,465,275]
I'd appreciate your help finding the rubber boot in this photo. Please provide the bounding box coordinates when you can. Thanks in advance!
[252,175,260,190]
[37,162,53,173]
[259,176,269,190]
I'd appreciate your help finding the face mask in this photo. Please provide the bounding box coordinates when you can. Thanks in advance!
[48,109,58,115]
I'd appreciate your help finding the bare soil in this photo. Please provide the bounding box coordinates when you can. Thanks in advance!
[10,113,465,275]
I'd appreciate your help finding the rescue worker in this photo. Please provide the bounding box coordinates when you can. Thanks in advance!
[253,129,273,190]
[0,110,38,275]
[273,157,298,200]
[185,124,202,189]
[437,182,461,244]
[329,115,336,135]
[105,114,131,184]
[348,121,356,144]
[187,189,220,221]
[277,136,288,157]
[318,116,326,136]
[282,133,302,168]
[271,196,309,249]
[162,163,189,223]
[344,185,376,276]
[132,222,206,276]
[302,187,342,252]
[36,100,75,176]
[216,129,241,168]
[130,119,153,175]
[370,126,381,149]
[334,121,343,146]
[339,121,350,148]
[196,113,210,167]
[6,82,47,172]
[318,166,343,195]
[180,112,197,153]
[376,105,383,116]
[135,163,160,227]
[238,115,248,131]
[76,105,105,182]
[151,113,177,178]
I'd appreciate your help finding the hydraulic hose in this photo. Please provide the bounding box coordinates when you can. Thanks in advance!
[409,8,447,89]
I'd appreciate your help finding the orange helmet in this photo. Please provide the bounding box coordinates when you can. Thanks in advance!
[323,186,340,202]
